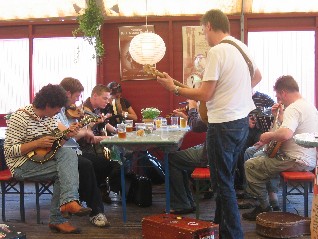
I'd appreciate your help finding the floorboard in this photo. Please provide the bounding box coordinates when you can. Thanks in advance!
[0,183,312,239]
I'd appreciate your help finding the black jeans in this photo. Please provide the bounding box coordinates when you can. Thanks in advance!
[78,155,104,216]
[82,152,121,193]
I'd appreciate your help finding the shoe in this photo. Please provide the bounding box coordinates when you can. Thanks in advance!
[272,205,282,211]
[237,199,257,209]
[60,201,92,217]
[90,213,111,227]
[236,191,255,200]
[168,207,196,215]
[242,205,272,221]
[49,222,81,234]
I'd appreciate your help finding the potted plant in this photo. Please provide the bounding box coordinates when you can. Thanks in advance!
[141,107,161,123]
[72,0,105,60]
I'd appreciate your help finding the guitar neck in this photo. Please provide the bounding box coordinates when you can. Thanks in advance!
[172,79,190,89]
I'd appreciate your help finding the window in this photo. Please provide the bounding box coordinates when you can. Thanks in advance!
[0,37,96,114]
[0,39,29,114]
[33,37,96,102]
[248,31,315,104]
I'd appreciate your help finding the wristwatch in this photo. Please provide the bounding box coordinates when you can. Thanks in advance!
[174,86,180,96]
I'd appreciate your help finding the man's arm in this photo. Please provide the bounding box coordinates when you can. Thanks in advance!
[251,68,262,88]
[157,72,216,102]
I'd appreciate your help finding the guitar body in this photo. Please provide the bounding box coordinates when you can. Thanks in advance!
[26,115,97,164]
[265,141,282,158]
[27,138,63,164]
[144,64,208,124]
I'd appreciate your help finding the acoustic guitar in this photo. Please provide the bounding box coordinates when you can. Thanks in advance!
[26,115,98,164]
[143,64,208,124]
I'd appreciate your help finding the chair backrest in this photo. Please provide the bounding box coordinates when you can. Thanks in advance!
[180,131,206,150]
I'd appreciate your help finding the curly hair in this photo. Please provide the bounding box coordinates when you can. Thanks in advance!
[33,84,68,109]
[200,9,230,34]
[273,75,299,93]
[60,77,84,94]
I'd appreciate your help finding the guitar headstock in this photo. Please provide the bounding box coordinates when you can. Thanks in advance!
[143,64,164,78]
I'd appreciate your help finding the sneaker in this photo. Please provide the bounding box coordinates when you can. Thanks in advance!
[89,213,111,227]
[242,205,272,221]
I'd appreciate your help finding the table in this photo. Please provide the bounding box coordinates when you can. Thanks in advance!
[100,127,189,222]
[294,133,318,148]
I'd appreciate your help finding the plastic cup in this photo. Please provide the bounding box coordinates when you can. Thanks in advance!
[180,117,187,128]
[135,123,146,137]
[170,116,179,128]
[125,120,133,132]
[160,125,169,140]
[155,117,163,129]
[117,123,126,139]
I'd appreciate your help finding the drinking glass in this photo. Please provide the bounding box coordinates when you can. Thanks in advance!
[135,123,146,137]
[125,120,133,132]
[117,123,126,139]
[160,125,169,140]
[180,117,187,128]
[155,117,163,129]
[170,116,179,128]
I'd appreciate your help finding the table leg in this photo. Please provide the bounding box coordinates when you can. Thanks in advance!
[120,156,127,222]
[164,152,170,213]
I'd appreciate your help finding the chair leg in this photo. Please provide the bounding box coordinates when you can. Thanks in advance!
[19,181,25,222]
[304,182,309,217]
[282,181,287,212]
[195,180,200,219]
[35,182,40,224]
[1,182,6,222]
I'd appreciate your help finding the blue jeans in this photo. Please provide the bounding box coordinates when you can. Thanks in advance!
[13,147,79,224]
[207,117,248,239]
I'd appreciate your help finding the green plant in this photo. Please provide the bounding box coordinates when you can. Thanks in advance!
[72,0,104,59]
[141,107,161,119]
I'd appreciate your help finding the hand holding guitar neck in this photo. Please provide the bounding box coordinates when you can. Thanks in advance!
[143,64,208,124]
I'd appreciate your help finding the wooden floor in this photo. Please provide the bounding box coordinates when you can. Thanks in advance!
[0,183,312,239]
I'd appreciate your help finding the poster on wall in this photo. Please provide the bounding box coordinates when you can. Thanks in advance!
[182,26,210,88]
[119,25,155,81]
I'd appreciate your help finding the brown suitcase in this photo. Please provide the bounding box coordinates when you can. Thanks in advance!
[256,211,311,238]
[142,214,219,239]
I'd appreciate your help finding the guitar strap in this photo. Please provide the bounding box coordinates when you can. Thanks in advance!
[220,39,254,80]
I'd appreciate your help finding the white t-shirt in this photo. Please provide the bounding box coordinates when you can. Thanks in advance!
[280,98,318,167]
[203,36,257,123]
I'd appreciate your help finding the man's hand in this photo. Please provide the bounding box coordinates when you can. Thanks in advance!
[157,72,176,92]
[253,141,265,149]
[36,135,56,148]
[66,122,81,138]
[259,132,274,144]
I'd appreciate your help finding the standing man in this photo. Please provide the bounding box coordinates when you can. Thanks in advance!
[243,75,318,220]
[157,9,262,239]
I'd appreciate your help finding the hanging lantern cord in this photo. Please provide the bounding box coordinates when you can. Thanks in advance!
[145,0,148,32]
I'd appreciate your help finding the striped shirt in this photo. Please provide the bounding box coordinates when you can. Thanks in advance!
[4,104,58,174]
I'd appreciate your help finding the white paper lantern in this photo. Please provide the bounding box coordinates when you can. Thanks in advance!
[129,32,166,65]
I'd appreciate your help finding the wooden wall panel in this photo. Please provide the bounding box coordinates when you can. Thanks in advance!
[101,16,242,120]
[0,25,29,38]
